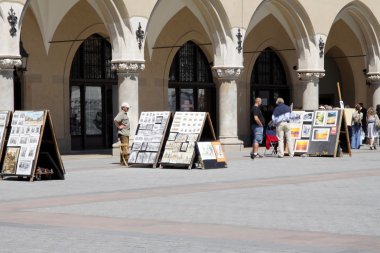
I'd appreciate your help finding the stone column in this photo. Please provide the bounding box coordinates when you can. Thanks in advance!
[213,67,244,150]
[368,74,380,108]
[297,72,325,110]
[0,56,21,110]
[111,60,145,156]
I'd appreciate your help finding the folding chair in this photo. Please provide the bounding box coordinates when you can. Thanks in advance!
[264,127,278,156]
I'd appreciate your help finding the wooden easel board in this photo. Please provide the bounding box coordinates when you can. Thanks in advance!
[0,111,11,165]
[128,111,171,168]
[196,141,227,169]
[160,112,217,169]
[0,110,65,181]
[307,109,344,157]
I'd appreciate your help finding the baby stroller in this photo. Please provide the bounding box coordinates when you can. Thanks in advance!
[264,125,278,156]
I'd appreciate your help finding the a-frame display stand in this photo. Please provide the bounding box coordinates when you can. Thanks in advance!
[0,110,65,181]
[128,111,172,168]
[160,112,217,169]
[0,111,12,167]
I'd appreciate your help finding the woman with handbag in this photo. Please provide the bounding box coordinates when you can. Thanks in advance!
[351,104,363,149]
[366,107,379,150]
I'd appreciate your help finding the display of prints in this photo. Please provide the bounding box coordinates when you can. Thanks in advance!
[129,111,170,165]
[301,124,312,138]
[294,140,310,153]
[290,111,304,123]
[325,111,338,126]
[302,112,314,122]
[290,124,302,139]
[312,128,330,141]
[314,111,326,126]
[161,112,206,165]
[1,147,20,174]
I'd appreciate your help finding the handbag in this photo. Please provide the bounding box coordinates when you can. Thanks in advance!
[375,115,380,129]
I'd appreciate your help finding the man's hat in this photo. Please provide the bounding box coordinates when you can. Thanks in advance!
[121,102,130,108]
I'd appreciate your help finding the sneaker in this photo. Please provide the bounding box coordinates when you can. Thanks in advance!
[251,153,263,159]
[289,154,294,158]
[277,155,284,158]
[370,146,373,150]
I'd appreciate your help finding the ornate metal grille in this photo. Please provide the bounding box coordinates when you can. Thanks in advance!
[70,34,116,80]
[169,41,212,83]
[251,48,287,86]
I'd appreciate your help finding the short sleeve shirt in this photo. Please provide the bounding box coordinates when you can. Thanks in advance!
[251,106,265,126]
[114,111,130,136]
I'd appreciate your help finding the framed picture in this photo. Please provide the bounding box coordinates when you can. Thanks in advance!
[312,128,330,141]
[294,140,310,153]
[302,112,314,122]
[142,152,151,164]
[19,135,29,145]
[175,133,188,143]
[155,116,163,124]
[180,142,188,152]
[132,142,143,151]
[8,135,19,146]
[141,142,148,151]
[290,124,302,139]
[290,111,304,123]
[1,147,20,174]
[20,146,28,158]
[161,150,172,163]
[148,152,157,164]
[128,151,138,163]
[314,111,326,126]
[146,142,160,152]
[24,111,44,125]
[301,124,312,138]
[212,141,226,162]
[27,146,37,159]
[187,133,199,142]
[325,111,338,126]
[16,159,34,176]
[197,142,216,160]
[168,132,177,141]
[29,134,40,145]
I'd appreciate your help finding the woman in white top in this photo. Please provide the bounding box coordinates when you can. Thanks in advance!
[366,107,379,150]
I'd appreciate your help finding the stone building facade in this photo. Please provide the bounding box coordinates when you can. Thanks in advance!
[1,0,380,152]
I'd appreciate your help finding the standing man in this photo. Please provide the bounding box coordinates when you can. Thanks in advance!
[250,97,265,159]
[359,102,367,142]
[272,98,294,158]
[114,102,131,166]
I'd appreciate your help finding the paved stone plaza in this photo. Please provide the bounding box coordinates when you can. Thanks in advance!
[1,147,380,253]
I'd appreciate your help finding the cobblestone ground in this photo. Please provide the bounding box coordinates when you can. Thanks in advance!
[1,147,380,253]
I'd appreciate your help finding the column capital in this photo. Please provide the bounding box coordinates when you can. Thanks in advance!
[366,73,380,84]
[0,55,21,70]
[297,71,325,81]
[111,60,145,74]
[212,66,243,80]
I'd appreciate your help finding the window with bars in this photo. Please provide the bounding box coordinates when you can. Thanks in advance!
[251,48,287,86]
[169,41,212,83]
[70,34,116,80]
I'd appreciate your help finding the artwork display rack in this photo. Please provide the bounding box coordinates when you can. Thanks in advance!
[0,111,12,164]
[128,111,172,168]
[0,110,65,181]
[160,112,217,169]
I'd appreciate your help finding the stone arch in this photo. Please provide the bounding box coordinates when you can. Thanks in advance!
[246,0,316,69]
[146,0,236,66]
[333,0,380,74]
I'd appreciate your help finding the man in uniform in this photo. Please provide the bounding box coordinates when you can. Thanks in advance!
[114,102,131,166]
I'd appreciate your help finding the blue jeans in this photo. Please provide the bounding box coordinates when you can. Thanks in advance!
[251,125,263,144]
[351,125,361,149]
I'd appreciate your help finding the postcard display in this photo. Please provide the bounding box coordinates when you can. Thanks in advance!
[0,111,65,181]
[128,112,171,167]
[160,112,217,169]
[0,111,11,162]
[196,141,227,169]
[291,109,349,157]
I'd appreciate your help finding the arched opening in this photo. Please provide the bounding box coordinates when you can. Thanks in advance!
[168,41,216,129]
[69,34,117,150]
[250,48,289,124]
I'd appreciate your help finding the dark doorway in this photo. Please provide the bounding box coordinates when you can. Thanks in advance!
[70,34,117,150]
[251,48,290,125]
[168,41,217,133]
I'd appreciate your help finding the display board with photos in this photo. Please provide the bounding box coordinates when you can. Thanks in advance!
[0,111,11,163]
[196,141,227,169]
[128,111,171,167]
[289,110,314,155]
[0,111,65,181]
[307,109,345,157]
[160,112,216,169]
